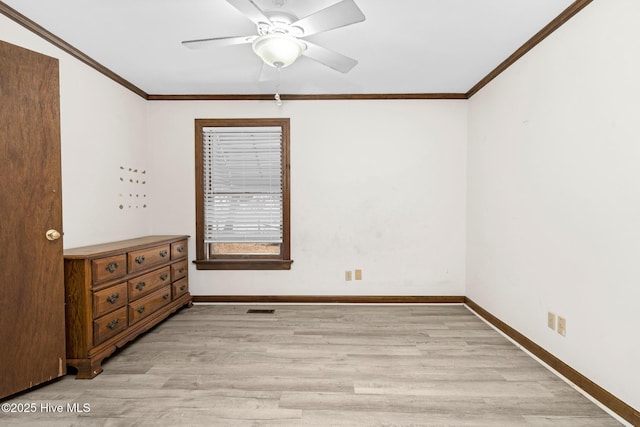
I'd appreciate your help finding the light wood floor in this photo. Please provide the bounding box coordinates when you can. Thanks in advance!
[0,304,622,426]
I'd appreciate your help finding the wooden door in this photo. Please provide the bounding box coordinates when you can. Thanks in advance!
[0,40,66,398]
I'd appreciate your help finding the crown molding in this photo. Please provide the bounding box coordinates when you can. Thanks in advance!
[466,0,593,98]
[0,1,148,99]
[146,93,467,101]
[1,0,592,101]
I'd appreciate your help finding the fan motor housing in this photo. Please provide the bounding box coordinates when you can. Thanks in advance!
[258,11,303,37]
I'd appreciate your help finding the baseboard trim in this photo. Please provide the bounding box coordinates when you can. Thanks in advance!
[192,295,465,304]
[464,297,639,426]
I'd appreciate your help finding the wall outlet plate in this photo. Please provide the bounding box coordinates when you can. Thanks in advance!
[345,271,352,281]
[355,269,362,280]
[548,312,556,330]
[557,316,566,336]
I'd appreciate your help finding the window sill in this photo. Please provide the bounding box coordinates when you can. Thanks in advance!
[193,259,293,270]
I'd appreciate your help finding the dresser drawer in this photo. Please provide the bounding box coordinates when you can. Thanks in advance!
[128,286,171,326]
[92,254,127,284]
[172,277,189,299]
[93,282,127,318]
[128,267,171,301]
[93,307,127,345]
[127,244,171,273]
[171,239,188,260]
[171,260,188,281]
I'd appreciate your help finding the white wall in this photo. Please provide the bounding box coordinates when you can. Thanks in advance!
[1,14,150,249]
[147,100,467,296]
[467,0,640,411]
[1,10,465,297]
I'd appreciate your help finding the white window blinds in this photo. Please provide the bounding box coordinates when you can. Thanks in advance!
[203,126,283,244]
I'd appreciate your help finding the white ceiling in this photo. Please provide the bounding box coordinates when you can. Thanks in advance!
[3,0,579,96]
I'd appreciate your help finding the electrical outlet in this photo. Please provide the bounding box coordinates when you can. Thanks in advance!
[557,316,566,336]
[355,269,362,280]
[547,312,556,330]
[345,270,352,281]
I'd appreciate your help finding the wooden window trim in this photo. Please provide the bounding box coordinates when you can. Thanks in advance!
[194,118,292,270]
[193,259,293,270]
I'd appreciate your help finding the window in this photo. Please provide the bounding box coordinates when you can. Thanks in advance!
[194,118,292,270]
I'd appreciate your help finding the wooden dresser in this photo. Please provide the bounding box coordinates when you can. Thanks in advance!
[63,235,192,378]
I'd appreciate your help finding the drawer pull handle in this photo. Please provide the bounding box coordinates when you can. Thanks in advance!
[178,268,185,274]
[135,255,145,264]
[163,294,170,300]
[106,293,120,304]
[107,319,120,330]
[177,246,184,253]
[105,262,119,273]
[159,250,168,257]
[180,285,186,291]
[160,273,169,281]
[136,282,146,291]
[137,307,145,314]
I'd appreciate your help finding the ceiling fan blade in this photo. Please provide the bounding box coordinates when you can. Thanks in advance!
[182,35,257,50]
[226,0,272,26]
[292,0,365,37]
[302,41,358,73]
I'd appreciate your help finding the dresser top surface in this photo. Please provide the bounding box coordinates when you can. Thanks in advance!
[64,235,189,259]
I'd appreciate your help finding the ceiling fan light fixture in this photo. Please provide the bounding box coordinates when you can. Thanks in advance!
[252,34,306,68]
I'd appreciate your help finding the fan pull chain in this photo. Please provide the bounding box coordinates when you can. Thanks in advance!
[274,62,283,106]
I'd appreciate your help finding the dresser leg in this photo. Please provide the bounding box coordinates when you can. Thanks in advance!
[68,358,103,379]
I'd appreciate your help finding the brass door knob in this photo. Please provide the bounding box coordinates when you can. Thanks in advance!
[46,229,61,241]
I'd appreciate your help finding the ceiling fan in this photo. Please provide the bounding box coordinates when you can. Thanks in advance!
[181,0,366,74]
